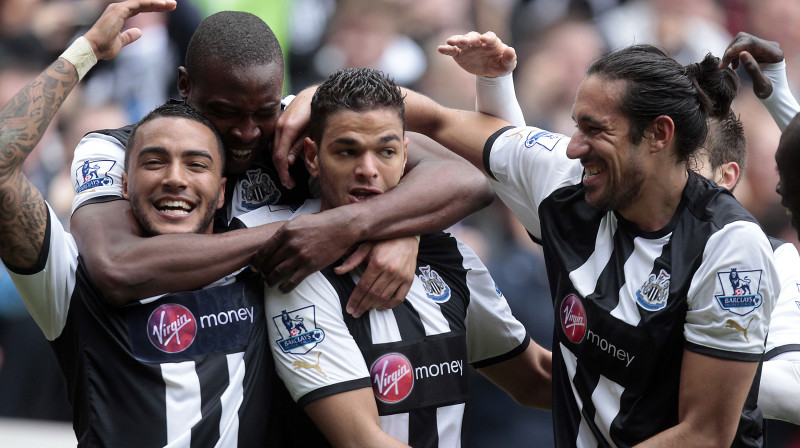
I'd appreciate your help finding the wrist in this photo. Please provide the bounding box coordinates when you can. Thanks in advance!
[59,36,98,81]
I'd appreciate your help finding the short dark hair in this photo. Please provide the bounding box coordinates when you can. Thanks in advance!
[125,103,224,171]
[309,68,405,143]
[184,11,284,84]
[704,111,747,186]
[587,45,739,163]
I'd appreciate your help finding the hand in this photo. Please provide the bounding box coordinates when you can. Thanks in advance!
[273,86,316,189]
[438,31,517,78]
[84,0,177,61]
[719,32,784,99]
[252,210,361,292]
[335,237,419,318]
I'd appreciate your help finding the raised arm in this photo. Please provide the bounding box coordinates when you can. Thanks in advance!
[0,0,177,270]
[720,31,800,131]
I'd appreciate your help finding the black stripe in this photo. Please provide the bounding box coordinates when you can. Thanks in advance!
[191,354,228,448]
[482,125,515,181]
[764,344,800,361]
[472,336,530,369]
[408,408,439,447]
[685,341,764,362]
[296,378,372,408]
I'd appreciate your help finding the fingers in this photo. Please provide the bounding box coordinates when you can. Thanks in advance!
[740,51,774,99]
[334,243,371,275]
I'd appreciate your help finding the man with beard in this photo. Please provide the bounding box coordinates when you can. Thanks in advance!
[377,35,777,446]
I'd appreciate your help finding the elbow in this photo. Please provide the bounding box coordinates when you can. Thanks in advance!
[82,254,146,306]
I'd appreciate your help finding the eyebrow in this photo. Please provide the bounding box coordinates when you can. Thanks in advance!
[137,147,215,162]
[330,134,402,146]
[574,114,606,127]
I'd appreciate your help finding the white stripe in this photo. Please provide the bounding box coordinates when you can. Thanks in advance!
[217,352,245,447]
[591,375,623,448]
[369,308,402,343]
[162,361,201,447]
[380,412,410,444]
[437,403,465,447]
[560,343,599,448]
[570,214,618,298]
[610,234,670,326]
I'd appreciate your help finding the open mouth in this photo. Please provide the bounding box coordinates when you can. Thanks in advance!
[584,166,603,180]
[229,148,255,160]
[155,199,194,215]
[350,188,381,201]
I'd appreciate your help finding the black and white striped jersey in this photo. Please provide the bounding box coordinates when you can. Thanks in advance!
[236,200,530,448]
[483,126,777,447]
[4,205,278,447]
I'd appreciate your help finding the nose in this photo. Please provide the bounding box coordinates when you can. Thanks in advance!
[162,161,188,190]
[230,116,261,143]
[566,130,588,160]
[354,153,379,180]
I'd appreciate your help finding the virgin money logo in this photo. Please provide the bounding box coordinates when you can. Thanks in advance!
[147,304,197,353]
[560,294,587,343]
[370,353,414,403]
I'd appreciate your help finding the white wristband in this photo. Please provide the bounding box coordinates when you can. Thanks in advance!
[759,60,800,132]
[59,36,98,81]
[475,73,526,127]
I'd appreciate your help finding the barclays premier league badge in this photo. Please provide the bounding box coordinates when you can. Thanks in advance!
[715,268,764,316]
[272,306,325,355]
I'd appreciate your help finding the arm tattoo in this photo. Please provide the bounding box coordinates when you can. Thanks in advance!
[0,59,78,269]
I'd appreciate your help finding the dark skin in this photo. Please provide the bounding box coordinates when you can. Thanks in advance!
[719,31,784,99]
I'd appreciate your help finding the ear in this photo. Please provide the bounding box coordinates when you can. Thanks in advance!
[177,66,191,100]
[216,176,227,211]
[402,137,409,173]
[716,161,740,191]
[304,137,320,178]
[646,115,675,153]
[122,172,130,200]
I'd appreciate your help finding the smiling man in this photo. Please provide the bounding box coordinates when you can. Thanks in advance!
[0,2,286,445]
[236,68,552,448]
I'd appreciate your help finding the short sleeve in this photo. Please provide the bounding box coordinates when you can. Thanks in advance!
[70,133,126,215]
[265,273,371,406]
[485,126,583,240]
[765,241,800,356]
[684,221,777,361]
[457,238,529,366]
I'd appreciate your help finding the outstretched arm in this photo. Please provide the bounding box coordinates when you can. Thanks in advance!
[0,0,177,270]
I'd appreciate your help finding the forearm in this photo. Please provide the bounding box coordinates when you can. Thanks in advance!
[0,58,79,267]
[759,60,800,131]
[72,202,280,304]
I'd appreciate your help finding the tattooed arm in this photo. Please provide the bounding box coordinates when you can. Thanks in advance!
[0,0,177,269]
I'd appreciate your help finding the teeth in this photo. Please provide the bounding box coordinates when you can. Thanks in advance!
[156,200,192,215]
[231,149,252,158]
[584,167,602,178]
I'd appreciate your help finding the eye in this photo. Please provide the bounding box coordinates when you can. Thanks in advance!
[379,148,396,158]
[338,149,355,156]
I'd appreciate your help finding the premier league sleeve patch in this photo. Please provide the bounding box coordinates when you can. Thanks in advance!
[523,130,563,151]
[715,268,764,316]
[272,306,325,355]
[74,159,116,194]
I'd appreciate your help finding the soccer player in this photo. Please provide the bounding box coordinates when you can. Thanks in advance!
[68,8,494,317]
[0,2,289,445]
[236,67,553,448]
[379,37,777,447]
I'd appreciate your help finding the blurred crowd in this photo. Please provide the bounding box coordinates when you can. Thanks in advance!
[1,0,799,446]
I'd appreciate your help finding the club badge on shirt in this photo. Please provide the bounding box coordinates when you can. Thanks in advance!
[418,265,451,303]
[635,269,671,311]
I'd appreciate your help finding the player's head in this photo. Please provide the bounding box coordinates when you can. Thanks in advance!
[566,45,738,212]
[776,112,800,238]
[178,11,284,176]
[691,111,746,191]
[123,103,226,236]
[304,68,408,211]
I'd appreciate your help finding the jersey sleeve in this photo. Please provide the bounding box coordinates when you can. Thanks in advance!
[265,273,371,407]
[759,61,800,132]
[484,126,584,240]
[4,204,78,340]
[764,241,800,357]
[455,238,529,366]
[70,133,126,215]
[684,221,777,361]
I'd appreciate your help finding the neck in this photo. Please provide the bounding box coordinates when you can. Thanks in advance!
[618,167,688,232]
